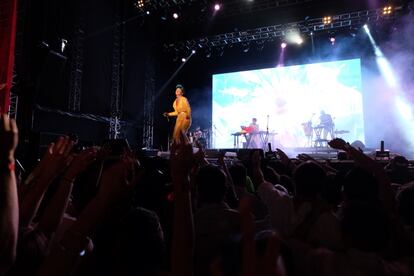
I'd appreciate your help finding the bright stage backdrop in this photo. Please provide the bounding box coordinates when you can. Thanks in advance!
[212,58,364,149]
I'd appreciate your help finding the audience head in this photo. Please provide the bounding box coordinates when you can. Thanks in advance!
[279,174,295,195]
[229,163,247,188]
[343,166,378,203]
[396,182,414,227]
[263,166,280,185]
[293,161,326,199]
[197,165,227,204]
[340,202,390,252]
[219,230,280,276]
[114,207,165,276]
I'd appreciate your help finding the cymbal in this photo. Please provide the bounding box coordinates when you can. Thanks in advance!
[334,130,350,134]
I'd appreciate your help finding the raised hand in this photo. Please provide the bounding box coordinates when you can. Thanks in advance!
[239,197,283,276]
[0,114,18,162]
[63,148,98,180]
[170,131,193,191]
[297,153,313,162]
[328,138,348,151]
[193,140,208,167]
[40,136,75,178]
[97,155,140,204]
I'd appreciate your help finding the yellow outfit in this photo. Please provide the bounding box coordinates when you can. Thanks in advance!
[168,96,192,142]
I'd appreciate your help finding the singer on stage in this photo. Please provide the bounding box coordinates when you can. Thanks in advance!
[164,84,192,143]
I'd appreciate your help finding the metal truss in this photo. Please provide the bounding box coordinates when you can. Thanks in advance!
[68,27,84,112]
[8,91,18,119]
[109,15,125,139]
[166,6,403,54]
[142,57,155,148]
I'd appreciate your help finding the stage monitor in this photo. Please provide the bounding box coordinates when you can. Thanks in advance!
[212,58,364,151]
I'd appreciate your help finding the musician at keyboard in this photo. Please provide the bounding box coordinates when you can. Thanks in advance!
[241,118,261,148]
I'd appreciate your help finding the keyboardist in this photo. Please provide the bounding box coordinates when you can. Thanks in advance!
[241,118,260,148]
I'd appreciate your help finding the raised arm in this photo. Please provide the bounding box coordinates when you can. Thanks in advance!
[0,114,19,273]
[19,137,74,228]
[328,138,395,211]
[36,148,97,239]
[36,156,140,276]
[170,132,194,276]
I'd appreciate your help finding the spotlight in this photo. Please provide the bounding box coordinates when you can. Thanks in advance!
[214,3,221,11]
[295,37,304,45]
[323,16,332,25]
[134,0,145,9]
[146,11,150,15]
[242,43,250,53]
[281,42,287,49]
[61,38,67,52]
[382,5,393,15]
[191,49,196,54]
[330,37,336,45]
[181,58,186,62]
[363,24,370,34]
[173,12,179,19]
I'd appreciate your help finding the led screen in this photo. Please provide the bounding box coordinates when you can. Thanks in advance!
[212,58,364,150]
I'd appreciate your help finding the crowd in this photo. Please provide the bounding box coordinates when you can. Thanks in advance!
[1,113,414,276]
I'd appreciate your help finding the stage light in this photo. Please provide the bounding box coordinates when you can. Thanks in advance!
[295,37,304,45]
[61,39,67,53]
[214,3,221,11]
[330,37,336,45]
[323,16,332,25]
[181,58,186,62]
[382,5,393,15]
[173,12,179,19]
[146,11,150,15]
[191,49,196,54]
[363,24,370,34]
[134,0,145,9]
[281,42,287,49]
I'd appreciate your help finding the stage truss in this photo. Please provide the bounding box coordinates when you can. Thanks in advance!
[164,6,404,55]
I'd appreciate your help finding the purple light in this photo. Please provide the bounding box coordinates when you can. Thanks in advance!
[281,42,287,49]
[214,3,221,11]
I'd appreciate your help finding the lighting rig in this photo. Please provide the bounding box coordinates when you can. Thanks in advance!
[164,5,404,57]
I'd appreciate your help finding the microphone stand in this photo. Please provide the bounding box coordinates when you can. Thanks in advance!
[265,115,270,151]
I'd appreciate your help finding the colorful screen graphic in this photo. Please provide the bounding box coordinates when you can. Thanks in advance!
[212,58,364,150]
